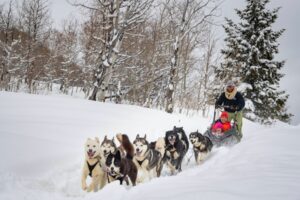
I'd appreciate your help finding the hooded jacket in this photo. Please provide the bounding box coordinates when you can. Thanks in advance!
[215,90,245,113]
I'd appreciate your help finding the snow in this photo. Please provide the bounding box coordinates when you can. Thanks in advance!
[245,99,255,111]
[0,91,300,200]
[238,82,252,92]
[103,59,110,67]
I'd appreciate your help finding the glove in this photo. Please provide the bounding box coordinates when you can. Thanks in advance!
[230,106,239,111]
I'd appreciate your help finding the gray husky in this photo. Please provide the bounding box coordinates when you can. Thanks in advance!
[100,135,117,167]
[189,131,213,164]
[133,134,163,183]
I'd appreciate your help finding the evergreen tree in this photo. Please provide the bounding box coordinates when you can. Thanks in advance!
[216,0,292,123]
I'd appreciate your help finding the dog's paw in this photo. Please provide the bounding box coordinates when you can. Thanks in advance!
[175,165,182,172]
[81,183,87,191]
[86,185,94,192]
[137,174,147,184]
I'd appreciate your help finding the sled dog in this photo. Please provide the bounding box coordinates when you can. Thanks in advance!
[81,137,106,192]
[163,126,189,174]
[106,134,137,186]
[189,131,213,164]
[133,134,163,183]
[100,135,117,166]
[149,137,166,157]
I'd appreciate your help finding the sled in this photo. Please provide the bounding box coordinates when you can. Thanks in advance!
[204,106,240,147]
[204,126,239,147]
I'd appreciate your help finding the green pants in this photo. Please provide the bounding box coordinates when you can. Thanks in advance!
[228,111,243,139]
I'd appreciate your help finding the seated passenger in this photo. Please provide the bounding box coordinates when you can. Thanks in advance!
[216,111,232,132]
[212,122,224,136]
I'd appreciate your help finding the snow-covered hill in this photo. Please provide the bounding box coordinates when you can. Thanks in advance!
[0,91,299,200]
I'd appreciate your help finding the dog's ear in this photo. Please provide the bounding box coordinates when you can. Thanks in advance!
[173,126,176,130]
[95,137,100,143]
[136,134,140,139]
[112,137,115,142]
[104,135,107,141]
[144,134,147,139]
[116,150,121,160]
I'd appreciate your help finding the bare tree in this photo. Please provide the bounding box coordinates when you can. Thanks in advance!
[163,0,219,113]
[0,0,24,91]
[73,0,154,101]
[47,19,81,93]
[0,0,14,89]
[18,0,52,92]
[199,29,219,116]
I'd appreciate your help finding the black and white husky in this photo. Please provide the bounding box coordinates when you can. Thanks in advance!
[133,134,163,183]
[163,126,189,174]
[106,134,137,186]
[100,135,117,167]
[189,131,213,164]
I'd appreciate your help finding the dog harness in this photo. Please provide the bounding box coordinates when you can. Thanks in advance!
[87,161,100,177]
[135,149,150,166]
[167,146,177,158]
[193,143,203,151]
[107,172,125,184]
[136,159,145,166]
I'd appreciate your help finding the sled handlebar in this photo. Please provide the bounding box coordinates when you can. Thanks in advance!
[215,105,239,111]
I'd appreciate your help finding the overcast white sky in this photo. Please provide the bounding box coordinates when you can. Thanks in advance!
[1,0,299,125]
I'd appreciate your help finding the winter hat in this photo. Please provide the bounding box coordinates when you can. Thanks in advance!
[226,80,235,87]
[213,122,223,130]
[221,111,229,119]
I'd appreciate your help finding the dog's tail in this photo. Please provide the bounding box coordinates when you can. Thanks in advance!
[118,134,134,159]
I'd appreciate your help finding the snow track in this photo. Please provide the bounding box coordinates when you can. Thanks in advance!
[0,92,299,200]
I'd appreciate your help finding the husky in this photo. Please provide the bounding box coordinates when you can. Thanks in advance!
[133,134,163,183]
[81,137,106,192]
[189,131,213,164]
[106,134,137,186]
[173,126,189,151]
[163,126,189,175]
[100,135,117,167]
[150,137,166,159]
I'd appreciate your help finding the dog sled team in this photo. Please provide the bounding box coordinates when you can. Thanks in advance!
[82,81,245,192]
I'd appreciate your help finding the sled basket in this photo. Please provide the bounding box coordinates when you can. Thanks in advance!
[204,126,239,147]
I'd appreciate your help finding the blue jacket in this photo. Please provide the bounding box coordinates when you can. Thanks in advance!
[215,92,245,113]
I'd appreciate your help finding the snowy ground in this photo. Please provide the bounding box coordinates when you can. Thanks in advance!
[0,91,299,200]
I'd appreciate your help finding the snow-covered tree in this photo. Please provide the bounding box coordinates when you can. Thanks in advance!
[0,0,25,91]
[216,0,292,123]
[74,0,154,101]
[163,0,219,113]
[47,19,81,94]
[0,0,14,89]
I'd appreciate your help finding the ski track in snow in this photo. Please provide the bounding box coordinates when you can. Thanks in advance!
[0,91,300,200]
